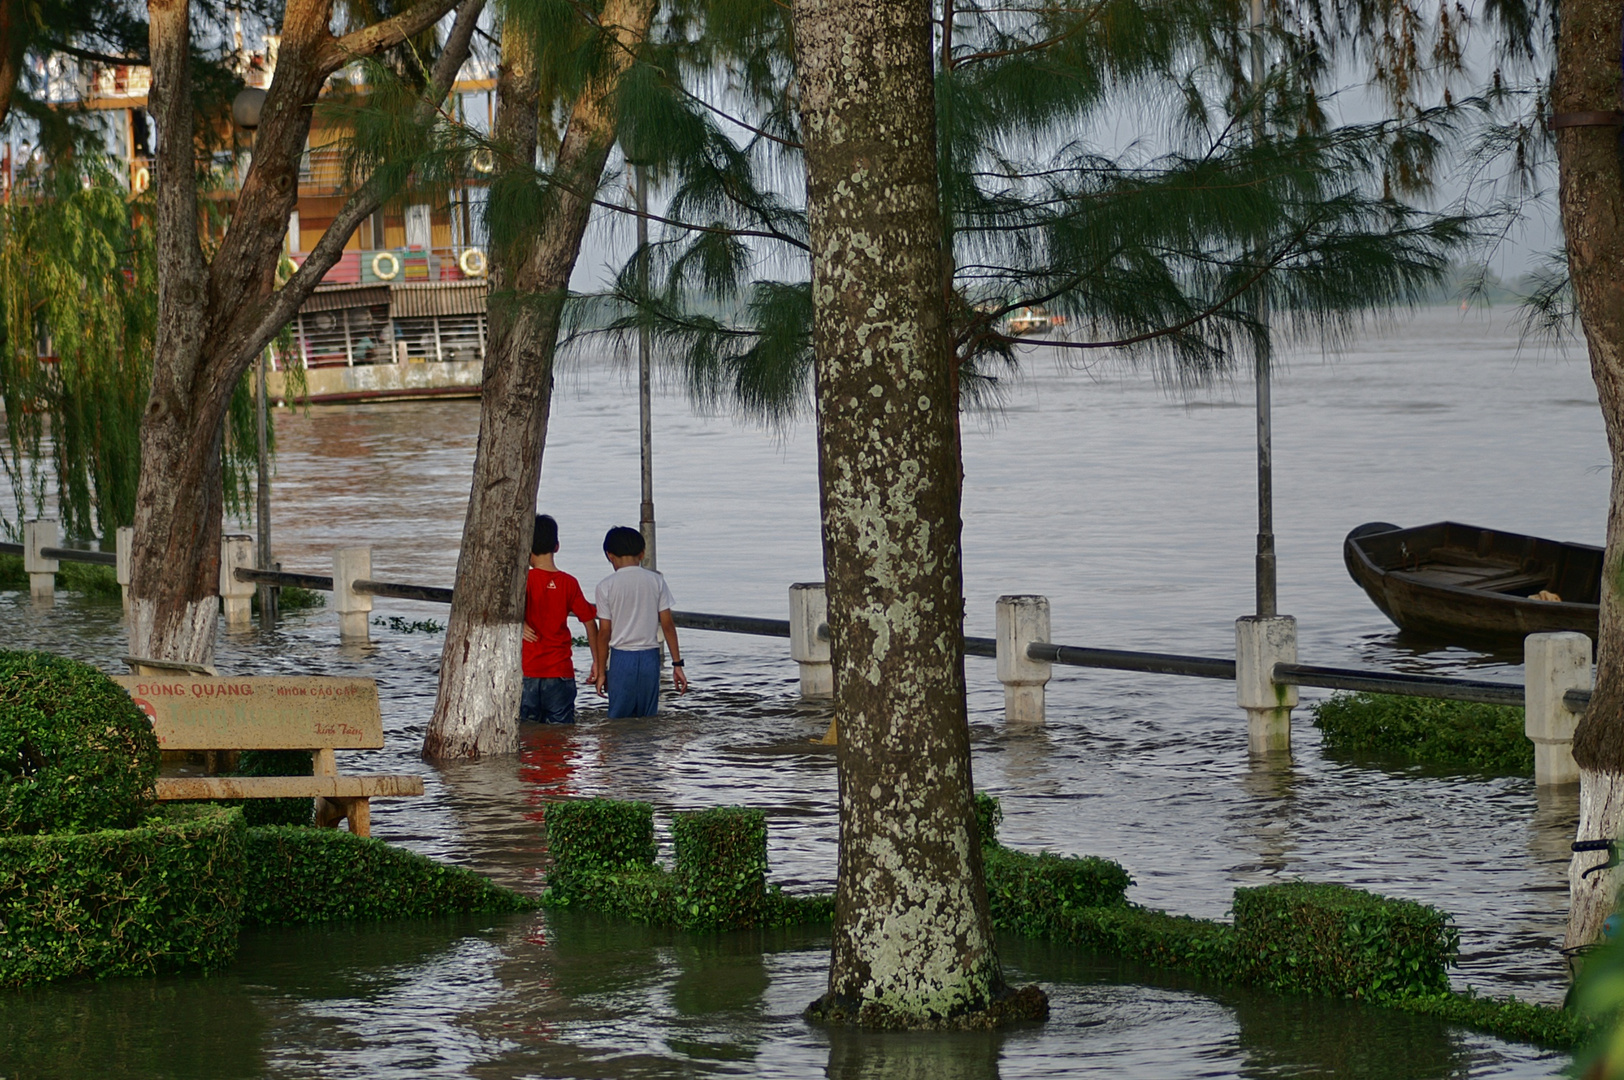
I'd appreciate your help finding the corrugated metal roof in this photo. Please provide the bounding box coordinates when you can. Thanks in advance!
[301,283,390,313]
[389,281,489,318]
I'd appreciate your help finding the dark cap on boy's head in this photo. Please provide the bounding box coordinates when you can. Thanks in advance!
[603,526,645,558]
[533,515,559,555]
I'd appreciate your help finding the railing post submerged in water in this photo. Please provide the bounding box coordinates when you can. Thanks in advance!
[23,519,57,603]
[219,535,256,629]
[1524,632,1590,786]
[997,595,1051,723]
[1236,615,1297,753]
[334,547,373,642]
[115,526,134,617]
[789,582,833,698]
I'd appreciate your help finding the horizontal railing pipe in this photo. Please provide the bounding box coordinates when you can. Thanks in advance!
[1273,662,1524,707]
[353,579,454,604]
[1027,642,1237,680]
[1567,688,1593,711]
[235,567,335,592]
[39,546,117,566]
[672,611,791,638]
[0,541,22,556]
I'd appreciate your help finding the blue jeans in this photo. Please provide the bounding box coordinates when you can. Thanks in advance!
[606,648,661,718]
[521,677,577,725]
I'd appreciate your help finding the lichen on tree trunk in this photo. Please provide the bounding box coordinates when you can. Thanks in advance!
[791,0,1043,1028]
[423,0,658,760]
[1553,0,1624,961]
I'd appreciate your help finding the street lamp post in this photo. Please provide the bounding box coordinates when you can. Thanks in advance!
[233,86,276,626]
[634,162,656,572]
[1249,0,1275,619]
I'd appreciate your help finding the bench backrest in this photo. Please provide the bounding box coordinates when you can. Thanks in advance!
[113,676,384,751]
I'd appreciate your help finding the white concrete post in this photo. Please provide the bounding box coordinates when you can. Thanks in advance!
[1236,615,1297,753]
[115,525,134,616]
[1525,632,1591,786]
[333,546,373,642]
[23,519,57,602]
[219,534,256,628]
[789,582,833,698]
[996,595,1052,723]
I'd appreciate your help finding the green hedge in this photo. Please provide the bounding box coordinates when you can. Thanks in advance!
[0,553,118,598]
[1231,881,1456,1000]
[546,798,657,873]
[0,807,245,987]
[542,800,826,930]
[223,750,315,827]
[984,846,1132,936]
[1310,692,1531,774]
[673,807,770,930]
[0,651,159,834]
[242,827,535,926]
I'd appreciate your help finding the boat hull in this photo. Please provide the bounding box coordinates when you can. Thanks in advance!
[1343,521,1600,645]
[267,359,482,405]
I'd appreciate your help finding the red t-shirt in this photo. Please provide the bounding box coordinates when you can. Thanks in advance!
[522,568,595,679]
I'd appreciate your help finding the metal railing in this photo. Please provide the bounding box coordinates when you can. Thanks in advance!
[225,566,1540,709]
[11,549,1556,713]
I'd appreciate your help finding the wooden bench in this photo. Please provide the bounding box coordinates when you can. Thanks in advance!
[113,673,424,837]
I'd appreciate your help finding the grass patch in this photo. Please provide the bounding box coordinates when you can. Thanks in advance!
[0,552,119,598]
[1310,692,1532,774]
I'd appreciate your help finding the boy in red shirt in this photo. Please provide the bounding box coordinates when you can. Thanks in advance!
[520,515,600,724]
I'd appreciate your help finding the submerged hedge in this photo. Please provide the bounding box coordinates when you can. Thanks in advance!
[542,795,1583,1049]
[243,827,533,925]
[0,806,535,988]
[0,808,245,987]
[541,800,830,929]
[1310,692,1531,774]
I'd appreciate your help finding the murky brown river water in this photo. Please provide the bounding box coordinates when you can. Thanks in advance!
[1,306,1604,1077]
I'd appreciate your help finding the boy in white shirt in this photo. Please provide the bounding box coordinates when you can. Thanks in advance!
[592,526,688,717]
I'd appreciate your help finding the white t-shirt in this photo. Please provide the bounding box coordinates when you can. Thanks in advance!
[594,565,674,650]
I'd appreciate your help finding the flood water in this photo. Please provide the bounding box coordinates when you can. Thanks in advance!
[1,305,1605,1077]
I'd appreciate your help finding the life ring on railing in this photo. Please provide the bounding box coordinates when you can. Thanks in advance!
[458,247,488,278]
[370,250,401,281]
[470,147,495,174]
[132,166,150,193]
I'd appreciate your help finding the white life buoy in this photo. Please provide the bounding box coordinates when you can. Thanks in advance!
[458,247,488,278]
[371,250,401,281]
[470,148,495,174]
[132,166,150,193]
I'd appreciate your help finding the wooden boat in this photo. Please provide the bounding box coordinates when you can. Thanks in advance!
[1343,521,1601,644]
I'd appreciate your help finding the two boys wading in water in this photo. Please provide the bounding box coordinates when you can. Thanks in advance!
[520,517,687,721]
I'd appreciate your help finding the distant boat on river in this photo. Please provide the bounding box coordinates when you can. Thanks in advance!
[1343,521,1601,645]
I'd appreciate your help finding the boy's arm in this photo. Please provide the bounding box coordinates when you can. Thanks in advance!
[658,609,688,694]
[584,619,603,685]
[592,618,611,694]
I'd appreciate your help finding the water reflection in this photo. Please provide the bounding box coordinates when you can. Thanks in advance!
[825,1027,1005,1080]
[1229,988,1471,1079]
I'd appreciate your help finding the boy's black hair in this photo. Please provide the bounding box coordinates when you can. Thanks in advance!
[603,526,645,558]
[532,514,559,555]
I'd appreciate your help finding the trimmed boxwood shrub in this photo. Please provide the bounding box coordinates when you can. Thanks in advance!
[241,827,536,926]
[984,846,1133,936]
[673,807,769,930]
[1231,881,1457,1000]
[0,651,159,834]
[544,798,656,873]
[0,806,245,987]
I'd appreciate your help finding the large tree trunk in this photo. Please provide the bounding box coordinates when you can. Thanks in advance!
[422,0,658,759]
[1556,0,1624,959]
[133,0,468,666]
[792,0,1041,1028]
